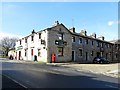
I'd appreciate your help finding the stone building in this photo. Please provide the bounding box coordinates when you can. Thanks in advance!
[15,21,119,63]
[110,39,120,62]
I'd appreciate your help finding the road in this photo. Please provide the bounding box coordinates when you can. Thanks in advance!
[1,59,120,89]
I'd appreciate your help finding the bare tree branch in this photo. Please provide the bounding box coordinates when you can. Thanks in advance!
[0,37,18,56]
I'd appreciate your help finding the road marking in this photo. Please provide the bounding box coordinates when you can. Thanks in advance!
[2,74,28,89]
[105,84,118,88]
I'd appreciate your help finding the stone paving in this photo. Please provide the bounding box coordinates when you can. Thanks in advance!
[51,63,119,78]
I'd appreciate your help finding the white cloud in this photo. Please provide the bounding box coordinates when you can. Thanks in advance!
[0,32,22,40]
[107,20,120,26]
[108,21,114,26]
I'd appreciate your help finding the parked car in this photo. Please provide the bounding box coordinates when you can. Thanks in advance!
[93,57,110,64]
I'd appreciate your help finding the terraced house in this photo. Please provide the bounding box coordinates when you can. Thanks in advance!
[15,21,119,63]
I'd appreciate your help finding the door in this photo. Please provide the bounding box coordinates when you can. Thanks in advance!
[72,51,75,61]
[97,52,100,57]
[31,49,34,60]
[86,52,88,61]
[19,51,21,60]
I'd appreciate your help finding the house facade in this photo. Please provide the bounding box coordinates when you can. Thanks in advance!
[15,21,119,63]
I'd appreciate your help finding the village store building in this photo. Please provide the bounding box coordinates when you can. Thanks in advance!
[15,21,119,63]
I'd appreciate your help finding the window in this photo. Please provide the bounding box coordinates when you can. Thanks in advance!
[25,38,27,43]
[109,52,111,57]
[85,39,88,44]
[38,49,41,57]
[20,40,21,45]
[31,36,34,41]
[101,52,103,57]
[92,41,94,45]
[79,49,82,56]
[91,51,94,56]
[106,44,108,48]
[101,43,103,48]
[39,33,41,39]
[116,53,118,58]
[59,28,61,31]
[79,38,82,44]
[109,44,111,48]
[108,44,109,48]
[106,53,108,59]
[72,36,75,42]
[58,33,63,40]
[115,45,117,49]
[97,41,99,47]
[58,47,63,56]
[25,49,27,56]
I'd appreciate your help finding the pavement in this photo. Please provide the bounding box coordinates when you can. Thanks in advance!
[0,59,119,78]
[47,63,119,78]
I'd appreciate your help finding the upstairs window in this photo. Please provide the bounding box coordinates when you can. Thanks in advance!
[58,33,63,40]
[85,39,88,44]
[39,33,41,39]
[20,40,21,45]
[106,44,108,48]
[25,38,27,43]
[109,44,111,48]
[79,38,82,44]
[92,41,94,46]
[101,43,103,48]
[97,41,99,47]
[72,36,75,42]
[31,36,34,41]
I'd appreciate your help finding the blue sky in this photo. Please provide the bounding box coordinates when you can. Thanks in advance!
[1,2,119,41]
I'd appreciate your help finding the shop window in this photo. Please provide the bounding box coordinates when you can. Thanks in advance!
[58,47,63,56]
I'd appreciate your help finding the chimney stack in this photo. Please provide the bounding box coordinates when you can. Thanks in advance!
[91,33,96,38]
[98,36,105,40]
[80,29,87,36]
[32,29,35,34]
[69,27,75,33]
[53,21,59,26]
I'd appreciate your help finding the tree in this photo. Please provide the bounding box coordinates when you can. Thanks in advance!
[0,37,18,56]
